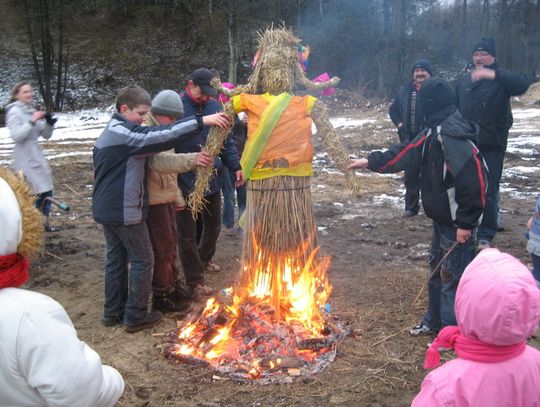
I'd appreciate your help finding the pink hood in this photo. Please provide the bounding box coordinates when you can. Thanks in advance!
[456,248,540,346]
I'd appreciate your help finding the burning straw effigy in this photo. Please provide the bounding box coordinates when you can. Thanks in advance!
[163,27,358,383]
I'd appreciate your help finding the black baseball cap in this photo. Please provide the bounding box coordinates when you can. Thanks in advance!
[188,68,218,97]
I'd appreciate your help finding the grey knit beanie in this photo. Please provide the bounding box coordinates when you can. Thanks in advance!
[151,90,184,117]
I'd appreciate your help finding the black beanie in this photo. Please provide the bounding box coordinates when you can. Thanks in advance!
[472,37,496,57]
[418,78,455,122]
[412,59,433,76]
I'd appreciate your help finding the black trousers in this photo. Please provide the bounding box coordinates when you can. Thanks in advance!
[176,192,221,288]
[404,168,420,214]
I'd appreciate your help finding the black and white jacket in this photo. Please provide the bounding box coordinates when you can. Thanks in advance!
[92,113,202,225]
[368,108,487,230]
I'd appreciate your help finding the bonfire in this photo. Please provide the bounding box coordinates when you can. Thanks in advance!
[163,27,358,383]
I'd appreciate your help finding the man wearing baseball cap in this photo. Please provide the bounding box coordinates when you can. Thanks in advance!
[456,38,530,250]
[187,68,219,98]
[176,68,244,298]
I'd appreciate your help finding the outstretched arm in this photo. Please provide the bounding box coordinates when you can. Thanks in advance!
[311,100,359,192]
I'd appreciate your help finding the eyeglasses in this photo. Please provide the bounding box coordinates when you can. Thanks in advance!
[473,51,491,58]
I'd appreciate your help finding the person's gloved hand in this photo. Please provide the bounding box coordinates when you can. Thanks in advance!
[44,112,58,126]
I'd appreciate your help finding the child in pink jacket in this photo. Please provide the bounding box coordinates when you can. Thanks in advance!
[412,248,540,407]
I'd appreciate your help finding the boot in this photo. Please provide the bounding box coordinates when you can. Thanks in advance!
[152,292,192,314]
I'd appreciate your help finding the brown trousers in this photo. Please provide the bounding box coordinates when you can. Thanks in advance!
[147,202,179,296]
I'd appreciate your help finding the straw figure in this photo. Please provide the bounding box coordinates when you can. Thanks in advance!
[188,27,358,318]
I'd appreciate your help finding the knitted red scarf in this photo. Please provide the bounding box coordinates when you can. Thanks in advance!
[424,325,526,369]
[0,253,29,288]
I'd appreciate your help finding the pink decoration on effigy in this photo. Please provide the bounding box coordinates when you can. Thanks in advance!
[313,72,336,96]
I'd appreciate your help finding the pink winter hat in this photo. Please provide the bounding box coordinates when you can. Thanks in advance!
[456,248,540,346]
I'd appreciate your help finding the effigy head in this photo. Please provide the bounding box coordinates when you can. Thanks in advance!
[249,28,301,94]
[239,27,340,96]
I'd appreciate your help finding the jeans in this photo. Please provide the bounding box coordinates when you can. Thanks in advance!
[35,190,53,217]
[532,254,540,282]
[423,222,477,330]
[478,150,505,243]
[147,203,179,296]
[102,222,154,324]
[176,192,221,288]
[221,168,246,227]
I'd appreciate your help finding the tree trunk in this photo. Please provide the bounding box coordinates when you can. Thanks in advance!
[461,0,467,57]
[480,0,490,35]
[54,0,65,111]
[227,8,238,84]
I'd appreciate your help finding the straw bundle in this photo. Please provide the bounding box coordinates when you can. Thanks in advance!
[242,176,316,266]
[187,102,235,218]
[311,101,360,192]
[240,175,321,316]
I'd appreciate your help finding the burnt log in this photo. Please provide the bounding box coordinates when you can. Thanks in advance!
[297,337,334,351]
[173,354,209,366]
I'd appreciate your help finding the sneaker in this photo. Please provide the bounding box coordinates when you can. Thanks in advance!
[101,315,123,327]
[152,293,192,314]
[410,322,434,336]
[402,210,418,218]
[125,311,161,333]
[193,284,215,297]
[477,240,491,251]
[203,261,222,273]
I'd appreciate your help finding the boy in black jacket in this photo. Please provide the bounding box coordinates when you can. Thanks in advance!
[349,78,487,335]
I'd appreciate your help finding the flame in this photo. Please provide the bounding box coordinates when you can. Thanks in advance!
[173,239,332,374]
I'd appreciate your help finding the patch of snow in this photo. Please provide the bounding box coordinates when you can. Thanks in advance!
[329,118,377,128]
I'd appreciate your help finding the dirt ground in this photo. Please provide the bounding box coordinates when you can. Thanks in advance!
[27,105,539,407]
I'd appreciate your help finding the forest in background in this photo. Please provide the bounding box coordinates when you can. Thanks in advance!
[0,0,539,111]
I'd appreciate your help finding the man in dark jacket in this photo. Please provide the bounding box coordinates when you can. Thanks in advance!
[456,37,530,248]
[176,68,244,297]
[350,78,487,335]
[389,59,432,217]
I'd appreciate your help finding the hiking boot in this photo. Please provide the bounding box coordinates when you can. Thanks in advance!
[410,322,434,336]
[477,240,491,251]
[173,285,196,301]
[203,261,222,273]
[125,311,161,333]
[402,210,418,218]
[152,293,192,315]
[101,315,123,327]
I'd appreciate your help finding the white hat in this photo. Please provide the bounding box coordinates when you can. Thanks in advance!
[0,177,23,256]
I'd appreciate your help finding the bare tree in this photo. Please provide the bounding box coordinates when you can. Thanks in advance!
[19,0,68,111]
